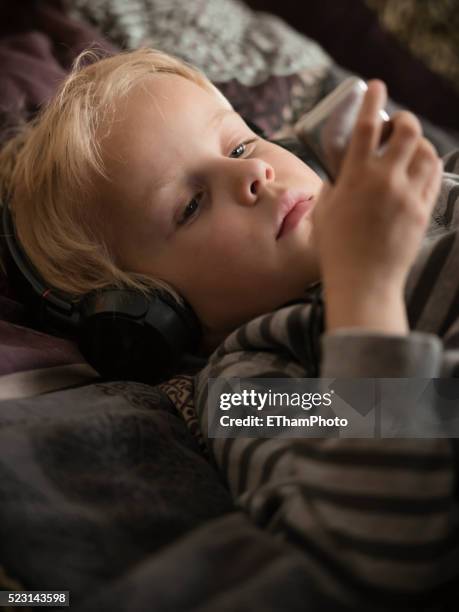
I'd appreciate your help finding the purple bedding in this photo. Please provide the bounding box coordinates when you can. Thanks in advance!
[0,0,117,144]
[0,380,361,611]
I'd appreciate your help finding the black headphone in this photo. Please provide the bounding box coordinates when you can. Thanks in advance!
[1,120,325,385]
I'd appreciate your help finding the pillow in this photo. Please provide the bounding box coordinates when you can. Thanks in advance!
[0,318,98,401]
[65,0,332,136]
[66,0,459,151]
[66,0,331,85]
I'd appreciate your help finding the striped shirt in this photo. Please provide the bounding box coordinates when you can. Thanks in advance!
[194,151,459,609]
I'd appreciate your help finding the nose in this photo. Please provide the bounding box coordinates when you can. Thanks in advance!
[225,158,275,206]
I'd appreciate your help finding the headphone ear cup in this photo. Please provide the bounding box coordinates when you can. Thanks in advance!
[78,289,201,384]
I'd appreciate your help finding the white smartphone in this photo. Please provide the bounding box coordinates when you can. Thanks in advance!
[294,77,391,181]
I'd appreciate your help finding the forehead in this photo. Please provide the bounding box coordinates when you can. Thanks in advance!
[110,73,232,135]
[99,73,236,184]
[97,73,233,183]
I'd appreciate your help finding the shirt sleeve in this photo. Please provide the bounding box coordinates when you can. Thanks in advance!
[321,330,442,377]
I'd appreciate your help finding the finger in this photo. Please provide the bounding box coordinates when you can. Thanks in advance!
[407,138,439,189]
[311,181,331,224]
[421,158,443,211]
[383,111,422,168]
[346,80,387,161]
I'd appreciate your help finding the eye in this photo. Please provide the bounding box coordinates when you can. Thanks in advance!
[230,138,257,158]
[230,142,246,158]
[178,193,203,226]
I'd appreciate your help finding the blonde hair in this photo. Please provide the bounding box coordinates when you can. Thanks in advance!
[0,48,227,304]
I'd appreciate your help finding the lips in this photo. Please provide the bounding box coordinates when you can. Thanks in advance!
[276,190,314,239]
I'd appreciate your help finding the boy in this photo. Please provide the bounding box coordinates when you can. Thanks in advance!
[1,48,459,608]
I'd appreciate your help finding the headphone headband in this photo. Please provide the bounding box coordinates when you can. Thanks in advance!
[2,201,79,326]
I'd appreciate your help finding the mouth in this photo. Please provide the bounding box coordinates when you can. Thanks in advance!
[276,190,315,240]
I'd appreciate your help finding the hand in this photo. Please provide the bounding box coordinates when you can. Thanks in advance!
[311,80,443,333]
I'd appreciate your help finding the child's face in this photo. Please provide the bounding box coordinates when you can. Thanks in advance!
[98,74,323,348]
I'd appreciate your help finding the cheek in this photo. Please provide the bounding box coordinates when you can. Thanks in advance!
[199,213,258,260]
[185,224,270,294]
[305,166,324,189]
[202,228,251,265]
[275,148,323,186]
